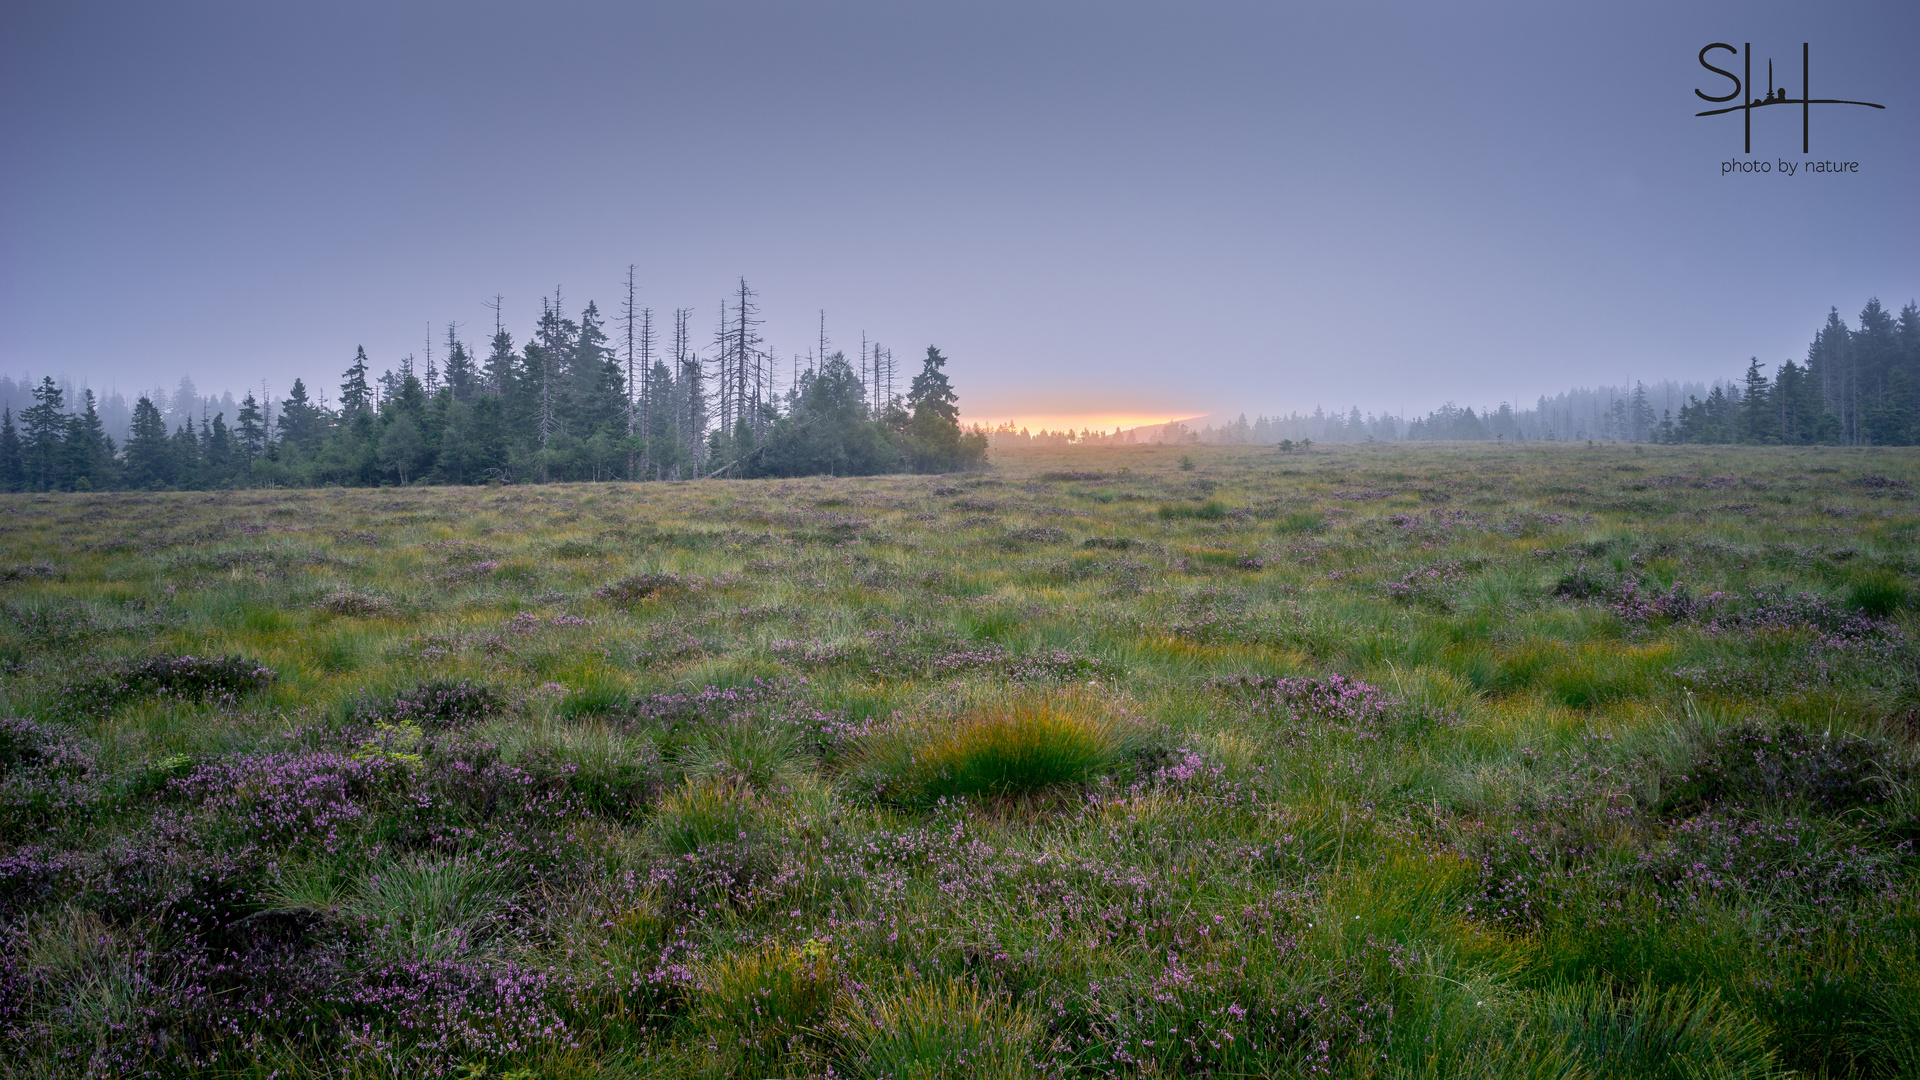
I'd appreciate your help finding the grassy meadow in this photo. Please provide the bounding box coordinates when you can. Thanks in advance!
[2,442,1918,1078]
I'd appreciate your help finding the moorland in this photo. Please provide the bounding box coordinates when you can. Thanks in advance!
[1,442,1917,1079]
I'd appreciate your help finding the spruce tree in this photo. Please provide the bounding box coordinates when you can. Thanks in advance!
[1629,382,1654,442]
[123,396,171,488]
[0,408,22,492]
[340,347,374,417]
[22,376,65,491]
[1739,359,1776,443]
[904,346,973,470]
[276,378,323,446]
[63,389,112,490]
[484,324,518,400]
[236,392,267,464]
[443,324,479,402]
[170,415,201,488]
[207,412,235,480]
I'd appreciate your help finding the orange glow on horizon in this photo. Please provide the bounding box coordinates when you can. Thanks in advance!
[960,412,1206,434]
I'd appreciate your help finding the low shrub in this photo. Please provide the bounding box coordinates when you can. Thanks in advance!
[0,717,100,837]
[1553,567,1606,599]
[1214,673,1440,738]
[64,654,276,716]
[316,589,399,617]
[374,679,502,729]
[998,525,1070,550]
[1659,720,1899,815]
[596,572,691,605]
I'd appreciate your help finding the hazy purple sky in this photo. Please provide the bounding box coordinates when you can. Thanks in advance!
[3,0,1915,426]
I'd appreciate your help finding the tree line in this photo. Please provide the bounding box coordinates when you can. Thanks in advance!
[983,296,1916,449]
[0,276,984,492]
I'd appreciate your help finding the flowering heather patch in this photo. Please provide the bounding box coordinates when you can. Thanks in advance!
[1852,473,1912,491]
[1659,721,1903,815]
[594,571,692,605]
[424,539,506,562]
[623,678,800,735]
[1007,647,1119,682]
[436,558,502,584]
[1380,507,1485,542]
[0,718,99,838]
[362,679,503,730]
[1702,585,1896,642]
[769,626,1111,684]
[1383,558,1471,604]
[1213,673,1431,739]
[997,524,1071,549]
[1635,812,1911,910]
[63,653,275,716]
[1166,586,1284,644]
[169,750,415,855]
[317,587,399,617]
[0,563,56,585]
[1606,579,1706,625]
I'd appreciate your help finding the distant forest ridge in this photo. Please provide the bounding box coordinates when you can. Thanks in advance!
[986,297,1920,448]
[2,295,1915,493]
[0,277,981,492]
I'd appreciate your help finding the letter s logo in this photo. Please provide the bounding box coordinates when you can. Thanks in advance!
[1697,43,1740,102]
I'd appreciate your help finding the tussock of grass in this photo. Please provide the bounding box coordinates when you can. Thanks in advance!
[834,978,1038,1079]
[652,775,761,852]
[854,692,1121,804]
[692,939,839,1070]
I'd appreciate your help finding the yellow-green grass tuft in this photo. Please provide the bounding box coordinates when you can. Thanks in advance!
[855,692,1121,805]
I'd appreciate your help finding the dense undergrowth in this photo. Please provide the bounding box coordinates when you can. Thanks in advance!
[0,442,1917,1078]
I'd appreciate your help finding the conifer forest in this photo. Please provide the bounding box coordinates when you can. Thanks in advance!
[0,278,984,494]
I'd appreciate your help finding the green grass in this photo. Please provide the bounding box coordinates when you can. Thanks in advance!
[853,692,1121,804]
[1,442,1917,1077]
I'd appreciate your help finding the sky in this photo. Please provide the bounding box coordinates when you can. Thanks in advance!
[2,0,1916,430]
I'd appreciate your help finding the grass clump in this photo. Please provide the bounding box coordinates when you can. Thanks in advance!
[1530,980,1777,1079]
[344,853,510,963]
[692,939,839,1071]
[652,775,761,853]
[834,978,1038,1080]
[1158,498,1229,520]
[1846,568,1909,616]
[856,693,1120,805]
